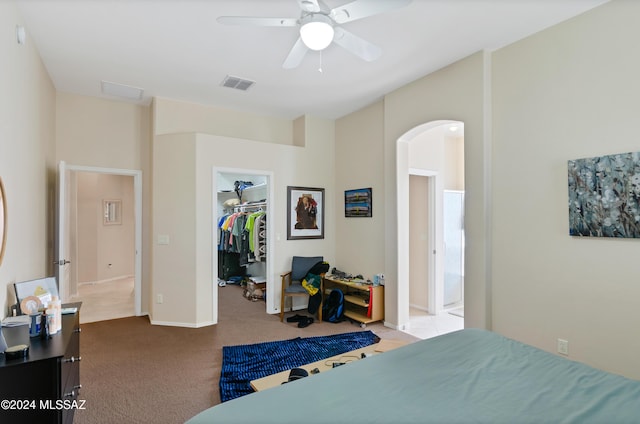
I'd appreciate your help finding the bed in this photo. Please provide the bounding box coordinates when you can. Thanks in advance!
[186,328,640,424]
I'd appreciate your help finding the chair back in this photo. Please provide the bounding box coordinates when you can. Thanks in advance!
[291,256,323,281]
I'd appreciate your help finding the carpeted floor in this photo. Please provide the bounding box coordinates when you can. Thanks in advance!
[74,284,417,424]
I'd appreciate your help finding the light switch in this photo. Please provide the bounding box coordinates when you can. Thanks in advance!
[157,234,170,245]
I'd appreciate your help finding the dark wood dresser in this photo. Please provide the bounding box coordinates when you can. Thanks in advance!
[0,302,82,423]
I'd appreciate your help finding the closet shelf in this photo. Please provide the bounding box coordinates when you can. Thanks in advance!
[218,182,267,195]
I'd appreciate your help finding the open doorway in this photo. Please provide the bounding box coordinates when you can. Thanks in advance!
[397,121,465,339]
[214,168,272,323]
[57,163,142,324]
[72,172,135,323]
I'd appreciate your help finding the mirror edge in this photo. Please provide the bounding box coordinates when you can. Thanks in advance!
[0,177,6,266]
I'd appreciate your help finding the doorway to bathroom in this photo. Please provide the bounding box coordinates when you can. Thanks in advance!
[397,121,465,339]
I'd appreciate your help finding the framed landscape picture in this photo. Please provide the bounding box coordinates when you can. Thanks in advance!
[345,188,372,217]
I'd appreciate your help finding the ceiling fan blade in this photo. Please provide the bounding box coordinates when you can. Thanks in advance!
[283,37,309,69]
[332,27,381,62]
[330,0,412,24]
[217,16,298,27]
[296,0,321,13]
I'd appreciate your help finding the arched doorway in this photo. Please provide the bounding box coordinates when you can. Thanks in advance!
[396,120,465,338]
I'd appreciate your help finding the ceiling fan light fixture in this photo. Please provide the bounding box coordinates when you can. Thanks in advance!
[299,15,334,51]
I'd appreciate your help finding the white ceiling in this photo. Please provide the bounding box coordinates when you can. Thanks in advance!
[16,0,608,120]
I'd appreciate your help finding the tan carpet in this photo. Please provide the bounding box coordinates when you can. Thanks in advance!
[74,284,417,424]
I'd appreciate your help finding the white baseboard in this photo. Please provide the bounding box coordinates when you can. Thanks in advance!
[79,275,134,286]
[383,320,411,331]
[149,319,216,328]
[409,303,429,312]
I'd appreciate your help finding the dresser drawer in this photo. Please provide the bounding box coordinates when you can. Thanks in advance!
[61,318,81,424]
[60,330,80,388]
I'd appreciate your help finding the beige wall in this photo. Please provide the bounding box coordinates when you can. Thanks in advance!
[491,0,640,378]
[55,92,151,313]
[56,92,149,169]
[153,97,295,145]
[151,133,197,324]
[0,2,56,316]
[336,52,487,330]
[151,104,336,326]
[385,52,489,329]
[334,101,385,278]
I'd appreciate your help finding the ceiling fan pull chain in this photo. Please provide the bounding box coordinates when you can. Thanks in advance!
[318,50,323,73]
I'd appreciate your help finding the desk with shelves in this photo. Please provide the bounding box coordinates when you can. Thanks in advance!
[322,276,384,327]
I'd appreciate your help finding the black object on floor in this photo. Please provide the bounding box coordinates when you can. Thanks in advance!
[281,367,309,384]
[286,314,306,323]
[298,317,314,328]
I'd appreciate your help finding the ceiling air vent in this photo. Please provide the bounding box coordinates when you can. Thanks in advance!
[101,80,144,100]
[221,75,255,91]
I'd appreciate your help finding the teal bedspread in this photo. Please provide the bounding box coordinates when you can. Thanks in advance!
[186,329,640,424]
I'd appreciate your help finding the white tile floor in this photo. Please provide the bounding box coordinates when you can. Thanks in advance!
[71,277,135,324]
[403,307,464,340]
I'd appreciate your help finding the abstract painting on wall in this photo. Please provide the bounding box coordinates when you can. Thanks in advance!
[568,151,640,238]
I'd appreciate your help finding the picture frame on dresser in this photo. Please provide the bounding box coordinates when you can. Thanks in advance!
[14,276,59,314]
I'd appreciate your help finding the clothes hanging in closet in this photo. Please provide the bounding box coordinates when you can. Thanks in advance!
[217,208,266,264]
[254,213,266,261]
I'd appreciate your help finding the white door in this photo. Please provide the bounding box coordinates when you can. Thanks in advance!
[56,161,71,301]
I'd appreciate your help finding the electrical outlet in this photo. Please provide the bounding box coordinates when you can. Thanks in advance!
[157,294,163,304]
[557,339,569,356]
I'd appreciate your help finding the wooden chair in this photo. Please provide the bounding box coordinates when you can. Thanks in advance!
[280,256,324,322]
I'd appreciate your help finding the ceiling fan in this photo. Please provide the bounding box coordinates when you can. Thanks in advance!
[217,0,412,69]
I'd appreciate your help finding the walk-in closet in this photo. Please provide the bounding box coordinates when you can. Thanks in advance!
[216,171,271,309]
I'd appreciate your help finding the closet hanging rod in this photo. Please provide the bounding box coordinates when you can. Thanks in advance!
[232,202,267,212]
